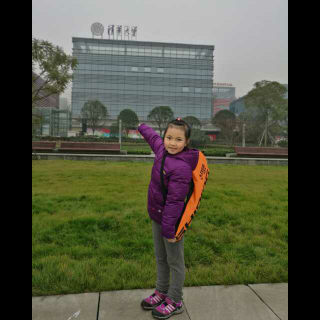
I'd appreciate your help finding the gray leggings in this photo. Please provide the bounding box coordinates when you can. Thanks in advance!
[152,220,185,303]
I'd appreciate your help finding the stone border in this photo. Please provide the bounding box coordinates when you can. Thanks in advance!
[32,153,288,166]
[32,284,288,320]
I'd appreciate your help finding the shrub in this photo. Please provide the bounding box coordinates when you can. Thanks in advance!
[189,129,211,148]
[278,140,288,148]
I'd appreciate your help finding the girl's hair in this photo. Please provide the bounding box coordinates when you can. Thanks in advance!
[163,118,192,147]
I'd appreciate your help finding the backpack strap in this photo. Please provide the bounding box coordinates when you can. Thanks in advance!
[160,151,168,206]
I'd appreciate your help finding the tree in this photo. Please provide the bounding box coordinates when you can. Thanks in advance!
[81,100,108,135]
[278,99,288,141]
[117,109,139,137]
[147,106,174,137]
[245,81,288,146]
[212,110,238,146]
[32,38,77,108]
[109,122,122,138]
[189,129,211,148]
[183,116,202,129]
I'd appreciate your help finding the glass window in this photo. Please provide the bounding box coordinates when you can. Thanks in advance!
[157,68,164,73]
[183,87,189,93]
[132,67,138,72]
[152,47,162,53]
[145,67,151,72]
[195,88,202,93]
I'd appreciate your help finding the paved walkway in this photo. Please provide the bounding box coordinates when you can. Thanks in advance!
[32,283,288,320]
[32,153,288,166]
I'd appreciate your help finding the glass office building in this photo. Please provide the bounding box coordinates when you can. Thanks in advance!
[213,84,236,117]
[72,37,214,121]
[33,108,71,136]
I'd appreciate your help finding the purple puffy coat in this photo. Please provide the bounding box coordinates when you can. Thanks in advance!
[138,123,199,239]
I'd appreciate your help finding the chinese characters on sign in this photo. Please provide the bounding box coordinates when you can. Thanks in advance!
[105,24,137,40]
[108,25,114,38]
[90,23,138,40]
[131,26,137,39]
[124,26,130,40]
[116,25,122,39]
[213,83,233,87]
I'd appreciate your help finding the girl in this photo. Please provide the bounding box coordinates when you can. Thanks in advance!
[138,118,199,320]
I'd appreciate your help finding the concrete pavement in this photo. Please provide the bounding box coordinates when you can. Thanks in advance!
[32,283,288,320]
[32,153,288,166]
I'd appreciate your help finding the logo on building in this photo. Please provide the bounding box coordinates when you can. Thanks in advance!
[131,26,138,40]
[108,25,115,38]
[213,83,233,87]
[91,22,104,38]
[91,23,137,40]
[116,25,122,39]
[124,26,130,39]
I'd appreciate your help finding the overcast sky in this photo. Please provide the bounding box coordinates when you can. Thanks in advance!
[32,0,288,102]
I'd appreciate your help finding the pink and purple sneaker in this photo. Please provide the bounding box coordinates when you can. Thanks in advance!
[141,290,167,310]
[152,296,184,319]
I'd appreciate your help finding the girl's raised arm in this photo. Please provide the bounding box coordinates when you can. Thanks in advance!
[138,123,164,155]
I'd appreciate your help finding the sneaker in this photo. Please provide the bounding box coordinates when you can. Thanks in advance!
[141,290,167,310]
[152,297,184,319]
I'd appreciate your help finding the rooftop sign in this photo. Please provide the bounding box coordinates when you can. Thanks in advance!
[91,22,104,38]
[91,23,137,40]
[214,83,233,87]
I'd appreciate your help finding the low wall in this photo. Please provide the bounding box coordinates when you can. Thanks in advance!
[32,153,288,166]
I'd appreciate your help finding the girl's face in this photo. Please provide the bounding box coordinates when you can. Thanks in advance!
[164,126,189,155]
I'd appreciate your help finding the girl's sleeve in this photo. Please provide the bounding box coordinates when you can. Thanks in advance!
[138,123,164,155]
[161,167,193,239]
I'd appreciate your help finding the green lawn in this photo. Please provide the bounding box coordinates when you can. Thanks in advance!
[32,160,288,296]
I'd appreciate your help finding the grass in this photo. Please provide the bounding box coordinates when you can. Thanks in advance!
[32,160,288,296]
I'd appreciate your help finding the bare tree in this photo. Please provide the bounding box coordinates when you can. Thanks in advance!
[81,100,108,135]
[212,110,238,146]
[147,106,174,137]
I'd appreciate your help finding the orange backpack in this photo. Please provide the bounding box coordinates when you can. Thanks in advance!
[161,151,210,241]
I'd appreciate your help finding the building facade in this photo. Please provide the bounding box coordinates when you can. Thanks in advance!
[212,83,236,117]
[72,38,214,122]
[229,96,246,116]
[32,72,60,109]
[229,83,288,116]
[32,72,71,136]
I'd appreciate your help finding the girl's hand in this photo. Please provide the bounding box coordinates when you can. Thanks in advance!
[167,238,177,243]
